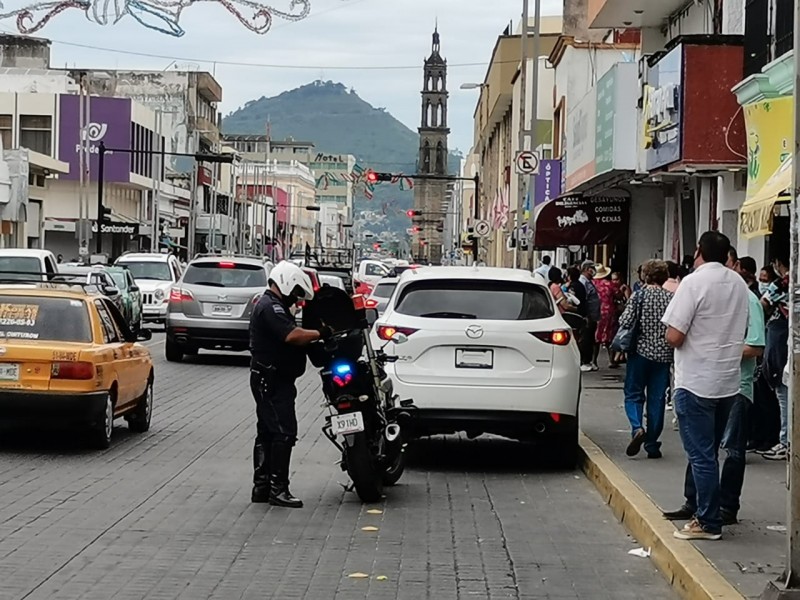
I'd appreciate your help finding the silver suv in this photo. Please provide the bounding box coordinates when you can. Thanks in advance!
[165,255,269,362]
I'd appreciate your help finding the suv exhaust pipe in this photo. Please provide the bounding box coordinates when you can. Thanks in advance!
[534,422,546,434]
[385,424,401,442]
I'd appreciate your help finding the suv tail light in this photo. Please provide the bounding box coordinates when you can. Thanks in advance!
[51,361,95,380]
[170,288,194,303]
[365,298,379,309]
[377,325,418,341]
[531,330,572,346]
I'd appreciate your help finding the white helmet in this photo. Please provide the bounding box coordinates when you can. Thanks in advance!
[269,260,315,301]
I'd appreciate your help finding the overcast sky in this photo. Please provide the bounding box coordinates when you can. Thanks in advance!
[2,0,562,152]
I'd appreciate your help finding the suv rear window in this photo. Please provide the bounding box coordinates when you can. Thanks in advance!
[0,257,41,280]
[0,295,91,342]
[372,281,397,298]
[183,262,267,288]
[394,279,554,321]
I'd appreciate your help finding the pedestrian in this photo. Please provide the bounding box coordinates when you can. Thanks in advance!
[758,264,779,295]
[737,256,759,295]
[758,252,790,460]
[632,264,645,293]
[534,255,552,280]
[593,264,623,368]
[661,231,749,540]
[548,266,576,314]
[663,247,765,526]
[663,261,680,293]
[579,261,601,372]
[620,259,674,458]
[56,254,63,264]
[249,261,333,507]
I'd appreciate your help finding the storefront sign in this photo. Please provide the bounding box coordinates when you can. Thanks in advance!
[533,194,630,248]
[314,153,349,164]
[92,221,139,235]
[58,95,132,183]
[743,96,793,200]
[534,160,562,209]
[595,62,638,175]
[644,46,683,171]
[565,88,597,191]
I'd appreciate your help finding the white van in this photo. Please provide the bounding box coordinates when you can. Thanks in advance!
[0,249,59,280]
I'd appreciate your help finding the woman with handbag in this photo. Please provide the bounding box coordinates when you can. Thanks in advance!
[614,259,674,459]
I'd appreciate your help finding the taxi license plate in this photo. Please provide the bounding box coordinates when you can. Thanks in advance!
[331,411,365,436]
[212,304,232,315]
[0,363,20,381]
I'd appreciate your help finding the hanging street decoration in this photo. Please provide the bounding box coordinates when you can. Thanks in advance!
[314,163,414,201]
[0,0,310,36]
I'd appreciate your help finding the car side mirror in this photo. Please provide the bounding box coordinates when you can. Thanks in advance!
[136,328,153,342]
[130,285,140,293]
[103,285,120,297]
[562,311,587,333]
[391,332,408,345]
[365,308,378,326]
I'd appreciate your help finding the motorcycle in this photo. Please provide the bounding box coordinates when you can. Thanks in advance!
[303,286,414,502]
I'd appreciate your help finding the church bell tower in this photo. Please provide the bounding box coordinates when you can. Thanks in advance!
[413,25,450,264]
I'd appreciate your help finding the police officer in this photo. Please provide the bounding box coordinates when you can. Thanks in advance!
[250,261,331,507]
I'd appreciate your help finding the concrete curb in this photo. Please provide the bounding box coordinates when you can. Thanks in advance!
[579,431,745,600]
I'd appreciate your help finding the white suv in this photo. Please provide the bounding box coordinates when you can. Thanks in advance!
[115,253,182,325]
[372,266,582,467]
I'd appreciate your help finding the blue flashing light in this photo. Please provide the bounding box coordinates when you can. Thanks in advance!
[333,362,354,376]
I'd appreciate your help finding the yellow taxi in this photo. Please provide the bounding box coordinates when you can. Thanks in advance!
[0,283,154,448]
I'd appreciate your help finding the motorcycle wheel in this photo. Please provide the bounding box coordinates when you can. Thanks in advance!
[345,432,383,503]
[382,436,406,486]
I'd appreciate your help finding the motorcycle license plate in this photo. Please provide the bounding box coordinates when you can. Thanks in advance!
[331,411,365,436]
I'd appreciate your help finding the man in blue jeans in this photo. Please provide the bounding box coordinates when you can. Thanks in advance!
[661,232,749,540]
[663,247,765,526]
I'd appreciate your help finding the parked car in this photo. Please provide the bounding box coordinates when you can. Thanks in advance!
[0,249,58,280]
[365,277,398,317]
[53,265,126,316]
[106,266,143,331]
[371,266,582,468]
[115,253,182,326]
[165,255,270,361]
[0,283,154,448]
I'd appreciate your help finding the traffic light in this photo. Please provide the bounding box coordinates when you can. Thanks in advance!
[366,170,393,184]
[406,209,422,218]
[98,204,112,224]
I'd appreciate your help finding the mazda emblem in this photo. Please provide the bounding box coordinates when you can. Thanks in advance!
[465,325,484,339]
[218,294,228,302]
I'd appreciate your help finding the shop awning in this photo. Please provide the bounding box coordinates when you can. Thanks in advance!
[740,158,792,239]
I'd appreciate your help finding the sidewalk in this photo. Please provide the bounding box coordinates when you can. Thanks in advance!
[579,366,788,599]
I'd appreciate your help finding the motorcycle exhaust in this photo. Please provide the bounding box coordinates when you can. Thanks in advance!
[385,424,401,442]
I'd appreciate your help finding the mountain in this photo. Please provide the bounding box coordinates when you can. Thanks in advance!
[222,80,461,235]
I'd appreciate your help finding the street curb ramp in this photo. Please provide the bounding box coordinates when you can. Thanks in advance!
[579,432,746,600]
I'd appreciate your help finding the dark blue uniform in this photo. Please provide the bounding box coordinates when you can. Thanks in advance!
[249,291,308,502]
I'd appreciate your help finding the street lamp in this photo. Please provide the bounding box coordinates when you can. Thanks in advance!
[460,83,487,90]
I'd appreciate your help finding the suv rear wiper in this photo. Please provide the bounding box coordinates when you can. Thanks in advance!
[190,281,225,287]
[420,311,477,319]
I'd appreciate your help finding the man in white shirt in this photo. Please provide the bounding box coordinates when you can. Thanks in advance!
[534,255,553,279]
[661,231,749,541]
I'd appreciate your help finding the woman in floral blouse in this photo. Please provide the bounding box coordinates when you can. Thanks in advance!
[619,259,675,459]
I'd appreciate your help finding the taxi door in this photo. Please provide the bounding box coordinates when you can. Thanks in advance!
[93,299,137,409]
[100,297,149,402]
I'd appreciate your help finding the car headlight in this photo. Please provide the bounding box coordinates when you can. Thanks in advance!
[154,288,165,301]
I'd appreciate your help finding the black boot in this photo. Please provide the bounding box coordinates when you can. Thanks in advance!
[269,441,303,508]
[251,441,271,503]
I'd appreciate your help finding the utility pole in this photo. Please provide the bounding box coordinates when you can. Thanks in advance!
[527,0,542,271]
[188,131,199,260]
[514,0,529,270]
[150,109,162,253]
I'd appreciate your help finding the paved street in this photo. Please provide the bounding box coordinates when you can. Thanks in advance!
[0,332,675,600]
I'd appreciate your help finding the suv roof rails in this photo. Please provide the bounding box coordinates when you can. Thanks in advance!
[191,252,262,260]
[0,272,106,294]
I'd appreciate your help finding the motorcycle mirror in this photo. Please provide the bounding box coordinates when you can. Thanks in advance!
[365,308,378,326]
[391,332,408,345]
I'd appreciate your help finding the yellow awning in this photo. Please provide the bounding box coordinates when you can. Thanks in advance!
[740,158,793,239]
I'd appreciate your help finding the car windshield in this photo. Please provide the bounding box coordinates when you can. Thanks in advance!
[0,295,92,342]
[0,257,42,280]
[372,282,397,298]
[395,279,554,321]
[183,262,267,288]
[118,261,171,281]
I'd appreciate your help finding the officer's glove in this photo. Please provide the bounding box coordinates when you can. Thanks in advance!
[318,324,334,341]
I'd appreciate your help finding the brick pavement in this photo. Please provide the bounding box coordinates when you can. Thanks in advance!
[581,368,787,599]
[0,335,676,599]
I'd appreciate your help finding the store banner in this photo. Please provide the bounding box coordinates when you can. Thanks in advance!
[533,194,630,249]
[58,95,132,183]
[643,45,683,171]
[743,96,793,201]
